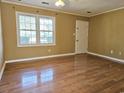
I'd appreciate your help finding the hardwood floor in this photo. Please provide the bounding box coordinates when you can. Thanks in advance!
[0,54,124,93]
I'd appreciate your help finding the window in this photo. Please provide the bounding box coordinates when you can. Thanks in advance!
[16,12,55,47]
[39,17,54,44]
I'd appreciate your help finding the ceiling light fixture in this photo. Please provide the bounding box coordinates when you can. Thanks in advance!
[55,0,65,7]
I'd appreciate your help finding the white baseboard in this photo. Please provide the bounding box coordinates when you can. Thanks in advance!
[5,53,76,63]
[2,52,124,80]
[87,52,124,64]
[0,62,6,80]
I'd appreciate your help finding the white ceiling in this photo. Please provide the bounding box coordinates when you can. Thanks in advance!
[2,0,124,17]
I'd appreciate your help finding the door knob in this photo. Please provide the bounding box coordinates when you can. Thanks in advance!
[76,40,79,42]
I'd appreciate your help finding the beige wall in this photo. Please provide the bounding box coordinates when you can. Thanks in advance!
[88,9,124,59]
[1,3,89,60]
[0,2,4,70]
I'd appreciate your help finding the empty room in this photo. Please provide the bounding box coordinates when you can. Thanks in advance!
[0,0,124,93]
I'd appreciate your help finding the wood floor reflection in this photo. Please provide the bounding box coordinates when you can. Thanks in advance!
[0,54,124,93]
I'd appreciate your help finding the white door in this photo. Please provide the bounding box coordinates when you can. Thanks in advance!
[75,20,89,54]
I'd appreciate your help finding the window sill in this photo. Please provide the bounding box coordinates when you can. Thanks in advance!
[17,44,56,47]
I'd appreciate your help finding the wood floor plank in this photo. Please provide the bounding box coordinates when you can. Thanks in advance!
[0,54,124,93]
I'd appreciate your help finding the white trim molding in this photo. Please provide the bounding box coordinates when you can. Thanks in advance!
[5,53,76,63]
[87,52,124,64]
[90,7,124,17]
[0,62,6,80]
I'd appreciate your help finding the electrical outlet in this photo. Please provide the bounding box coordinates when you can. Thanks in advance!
[73,33,75,36]
[48,49,51,53]
[110,50,114,54]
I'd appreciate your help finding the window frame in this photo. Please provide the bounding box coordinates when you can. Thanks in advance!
[16,11,56,47]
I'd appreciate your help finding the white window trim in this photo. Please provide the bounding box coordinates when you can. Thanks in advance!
[16,11,56,47]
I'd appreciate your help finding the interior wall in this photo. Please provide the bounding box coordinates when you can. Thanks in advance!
[88,9,124,59]
[1,3,89,60]
[0,2,4,70]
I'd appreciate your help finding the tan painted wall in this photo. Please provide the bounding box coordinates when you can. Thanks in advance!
[88,9,124,59]
[1,3,89,60]
[0,2,4,70]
